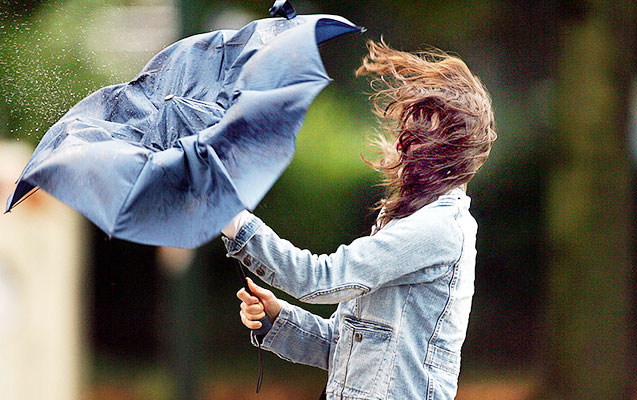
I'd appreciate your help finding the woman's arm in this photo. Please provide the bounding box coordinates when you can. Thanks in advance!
[237,278,336,370]
[222,200,464,304]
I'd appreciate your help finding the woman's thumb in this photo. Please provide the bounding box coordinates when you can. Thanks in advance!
[246,277,281,321]
[246,277,271,301]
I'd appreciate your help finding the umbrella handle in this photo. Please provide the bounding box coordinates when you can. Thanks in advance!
[236,262,273,337]
[253,312,273,337]
[235,261,272,393]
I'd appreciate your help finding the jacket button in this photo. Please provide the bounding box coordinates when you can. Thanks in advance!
[255,267,265,276]
[354,332,363,342]
[242,257,252,267]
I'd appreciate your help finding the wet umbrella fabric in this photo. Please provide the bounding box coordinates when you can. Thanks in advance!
[5,14,361,248]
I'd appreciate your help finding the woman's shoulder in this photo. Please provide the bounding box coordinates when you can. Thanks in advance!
[410,188,469,224]
[380,194,465,244]
[372,188,472,249]
[372,196,465,268]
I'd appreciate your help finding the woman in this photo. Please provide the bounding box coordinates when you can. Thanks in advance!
[222,40,496,400]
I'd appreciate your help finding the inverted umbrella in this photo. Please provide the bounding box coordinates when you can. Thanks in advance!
[5,3,362,248]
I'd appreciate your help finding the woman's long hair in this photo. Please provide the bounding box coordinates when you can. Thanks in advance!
[357,40,496,229]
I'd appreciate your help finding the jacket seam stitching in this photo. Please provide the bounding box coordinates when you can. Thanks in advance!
[425,207,464,368]
[384,284,413,398]
[428,266,459,346]
[299,284,371,302]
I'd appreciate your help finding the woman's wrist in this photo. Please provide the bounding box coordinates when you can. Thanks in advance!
[221,210,252,239]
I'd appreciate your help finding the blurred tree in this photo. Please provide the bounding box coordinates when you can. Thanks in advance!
[545,1,635,399]
[0,0,47,19]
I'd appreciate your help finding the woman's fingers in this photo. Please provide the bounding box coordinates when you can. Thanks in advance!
[240,301,266,319]
[236,287,260,305]
[240,310,262,329]
[241,308,266,322]
[237,287,267,329]
[236,278,282,329]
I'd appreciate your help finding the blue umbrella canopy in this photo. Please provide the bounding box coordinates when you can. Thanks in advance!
[5,7,362,248]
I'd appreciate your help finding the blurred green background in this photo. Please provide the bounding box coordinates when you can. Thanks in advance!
[0,0,635,399]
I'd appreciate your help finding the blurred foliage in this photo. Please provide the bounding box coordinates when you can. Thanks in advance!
[0,0,634,399]
[0,0,48,19]
[543,2,635,398]
[0,0,143,142]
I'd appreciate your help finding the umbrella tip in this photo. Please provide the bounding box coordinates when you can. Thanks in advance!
[269,0,296,20]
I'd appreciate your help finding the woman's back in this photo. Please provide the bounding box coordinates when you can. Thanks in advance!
[228,189,476,399]
[326,189,477,399]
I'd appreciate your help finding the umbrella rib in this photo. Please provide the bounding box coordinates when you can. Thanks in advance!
[6,187,40,212]
[111,157,151,235]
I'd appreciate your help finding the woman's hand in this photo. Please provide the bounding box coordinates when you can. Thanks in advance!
[237,277,282,330]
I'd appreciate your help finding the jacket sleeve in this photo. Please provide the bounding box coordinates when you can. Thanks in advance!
[222,201,464,304]
[251,299,335,370]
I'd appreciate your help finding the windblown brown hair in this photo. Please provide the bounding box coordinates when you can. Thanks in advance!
[357,40,496,229]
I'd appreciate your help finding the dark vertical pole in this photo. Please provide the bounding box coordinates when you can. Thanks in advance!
[161,249,207,400]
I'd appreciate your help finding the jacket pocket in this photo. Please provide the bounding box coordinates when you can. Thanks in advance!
[331,317,393,398]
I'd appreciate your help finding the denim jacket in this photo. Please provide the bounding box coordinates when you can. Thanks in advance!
[223,188,477,399]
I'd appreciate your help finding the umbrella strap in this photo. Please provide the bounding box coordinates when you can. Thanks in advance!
[235,261,266,393]
[256,340,264,393]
